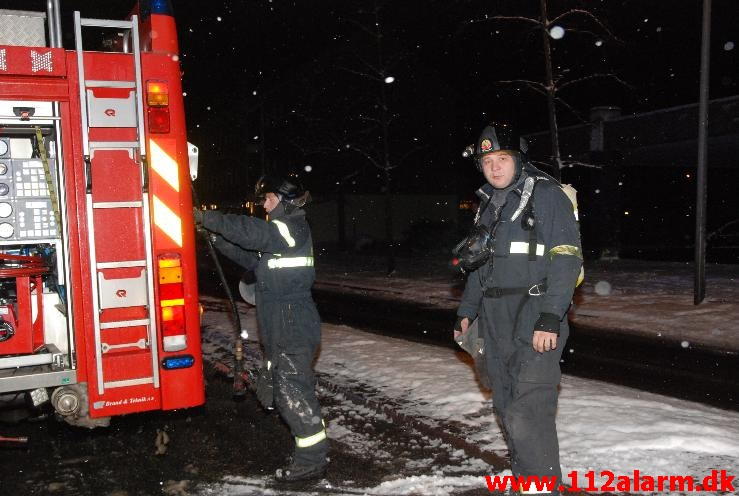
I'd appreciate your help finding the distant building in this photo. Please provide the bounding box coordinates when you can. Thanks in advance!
[308,194,459,249]
[526,95,739,169]
[524,95,739,262]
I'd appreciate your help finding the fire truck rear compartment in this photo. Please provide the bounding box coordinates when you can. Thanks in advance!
[0,4,206,425]
[0,125,75,417]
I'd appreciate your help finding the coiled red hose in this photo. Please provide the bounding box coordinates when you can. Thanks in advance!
[0,253,49,278]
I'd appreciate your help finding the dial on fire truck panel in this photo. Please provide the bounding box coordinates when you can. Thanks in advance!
[0,0,204,428]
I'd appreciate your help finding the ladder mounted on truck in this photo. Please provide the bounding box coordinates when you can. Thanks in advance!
[0,0,204,427]
[73,13,159,394]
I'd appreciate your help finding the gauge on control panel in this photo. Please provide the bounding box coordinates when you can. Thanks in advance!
[0,140,8,157]
[0,183,8,196]
[0,203,11,218]
[0,222,13,239]
[0,163,7,175]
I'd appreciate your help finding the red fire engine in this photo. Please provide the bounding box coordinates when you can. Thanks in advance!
[0,1,204,428]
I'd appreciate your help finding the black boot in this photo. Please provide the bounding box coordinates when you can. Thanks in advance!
[274,458,327,482]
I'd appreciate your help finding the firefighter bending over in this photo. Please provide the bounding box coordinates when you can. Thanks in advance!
[453,123,582,494]
[195,175,327,482]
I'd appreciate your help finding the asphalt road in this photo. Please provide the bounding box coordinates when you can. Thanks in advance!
[1,361,505,496]
[196,247,739,411]
[312,287,739,411]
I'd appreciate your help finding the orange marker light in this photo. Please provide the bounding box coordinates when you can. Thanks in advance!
[161,306,175,321]
[147,81,169,106]
[158,254,181,268]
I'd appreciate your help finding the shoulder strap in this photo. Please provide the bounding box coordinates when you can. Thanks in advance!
[510,176,537,222]
[474,194,493,225]
[511,176,544,262]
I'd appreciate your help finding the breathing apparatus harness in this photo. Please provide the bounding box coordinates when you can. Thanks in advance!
[453,168,546,274]
[452,195,495,273]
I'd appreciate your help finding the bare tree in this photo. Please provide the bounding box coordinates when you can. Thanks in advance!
[337,1,426,273]
[470,1,629,179]
[282,0,428,274]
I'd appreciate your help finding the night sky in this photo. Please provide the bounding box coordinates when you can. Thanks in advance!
[171,0,738,200]
[7,1,739,203]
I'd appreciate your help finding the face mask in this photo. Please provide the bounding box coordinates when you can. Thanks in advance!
[452,224,494,272]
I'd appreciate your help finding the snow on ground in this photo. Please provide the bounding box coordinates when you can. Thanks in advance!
[198,296,739,494]
[316,322,739,490]
[198,474,494,496]
[315,256,739,352]
[198,297,497,495]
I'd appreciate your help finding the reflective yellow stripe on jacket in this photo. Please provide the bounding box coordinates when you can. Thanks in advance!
[267,256,314,269]
[271,219,296,247]
[549,244,585,287]
[548,244,582,259]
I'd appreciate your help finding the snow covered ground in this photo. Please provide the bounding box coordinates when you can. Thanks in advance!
[197,296,739,495]
[314,256,739,352]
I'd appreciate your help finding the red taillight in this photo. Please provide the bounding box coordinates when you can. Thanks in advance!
[148,107,170,134]
[147,80,170,133]
[158,253,186,352]
[162,306,185,335]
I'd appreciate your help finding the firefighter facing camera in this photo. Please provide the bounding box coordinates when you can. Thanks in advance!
[453,123,583,494]
[194,175,328,483]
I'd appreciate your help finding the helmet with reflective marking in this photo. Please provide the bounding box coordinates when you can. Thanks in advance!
[255,175,310,208]
[469,123,528,171]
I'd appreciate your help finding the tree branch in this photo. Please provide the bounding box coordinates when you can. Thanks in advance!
[497,79,548,93]
[343,16,381,40]
[469,14,540,26]
[345,143,382,169]
[547,9,621,42]
[552,95,586,122]
[338,65,382,83]
[708,218,739,241]
[560,160,603,170]
[556,72,634,93]
[397,144,428,167]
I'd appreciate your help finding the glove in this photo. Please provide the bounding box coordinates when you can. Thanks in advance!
[533,312,561,336]
[193,207,204,226]
[255,361,275,411]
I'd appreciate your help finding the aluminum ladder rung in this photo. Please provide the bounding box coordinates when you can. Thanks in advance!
[92,201,143,209]
[86,80,135,88]
[97,260,146,269]
[100,319,150,330]
[89,141,140,149]
[80,18,134,29]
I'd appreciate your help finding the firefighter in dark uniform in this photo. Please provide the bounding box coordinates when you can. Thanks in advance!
[453,124,582,494]
[195,175,328,482]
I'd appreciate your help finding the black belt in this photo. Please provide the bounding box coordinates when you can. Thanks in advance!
[483,283,547,298]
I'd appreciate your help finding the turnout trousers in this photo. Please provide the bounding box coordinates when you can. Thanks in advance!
[481,294,567,492]
[258,295,328,466]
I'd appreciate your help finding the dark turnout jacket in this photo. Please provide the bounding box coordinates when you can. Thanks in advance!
[457,167,583,361]
[201,204,315,302]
